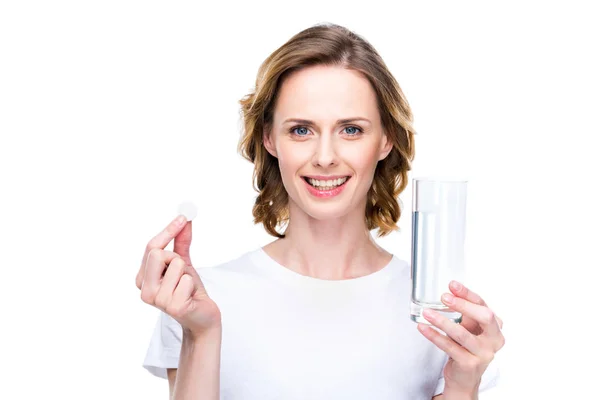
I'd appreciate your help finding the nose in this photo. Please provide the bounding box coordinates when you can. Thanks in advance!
[312,133,338,168]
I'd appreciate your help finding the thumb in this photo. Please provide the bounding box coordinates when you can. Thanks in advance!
[173,220,193,266]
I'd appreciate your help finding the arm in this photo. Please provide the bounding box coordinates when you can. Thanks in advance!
[167,369,177,397]
[168,327,222,400]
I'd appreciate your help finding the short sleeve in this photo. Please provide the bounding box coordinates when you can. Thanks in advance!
[142,311,183,379]
[432,355,501,396]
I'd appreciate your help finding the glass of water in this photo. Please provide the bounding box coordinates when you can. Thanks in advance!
[410,177,468,324]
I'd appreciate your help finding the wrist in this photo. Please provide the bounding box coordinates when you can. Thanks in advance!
[182,324,222,344]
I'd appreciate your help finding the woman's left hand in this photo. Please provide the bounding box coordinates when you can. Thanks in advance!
[417,280,505,395]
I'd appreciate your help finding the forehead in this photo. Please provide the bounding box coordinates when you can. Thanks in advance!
[273,65,380,124]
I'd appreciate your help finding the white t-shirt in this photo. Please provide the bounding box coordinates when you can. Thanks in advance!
[143,248,499,399]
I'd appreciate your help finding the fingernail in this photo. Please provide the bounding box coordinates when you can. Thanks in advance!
[176,215,187,225]
[442,293,454,304]
[451,281,462,291]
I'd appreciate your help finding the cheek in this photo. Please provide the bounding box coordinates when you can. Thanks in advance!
[341,142,380,172]
[276,142,309,179]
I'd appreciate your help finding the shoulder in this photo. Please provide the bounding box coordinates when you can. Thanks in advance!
[389,254,410,277]
[191,248,268,312]
[193,248,264,285]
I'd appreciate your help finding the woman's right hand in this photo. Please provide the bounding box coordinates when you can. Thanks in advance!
[136,215,222,338]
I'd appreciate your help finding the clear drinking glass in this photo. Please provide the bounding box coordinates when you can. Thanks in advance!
[410,177,468,324]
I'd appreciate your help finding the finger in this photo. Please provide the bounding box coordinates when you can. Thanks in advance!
[442,293,502,338]
[496,315,504,329]
[417,322,472,363]
[136,215,187,289]
[173,220,193,266]
[184,265,209,298]
[449,282,504,329]
[154,257,186,310]
[449,281,487,307]
[171,274,195,311]
[140,249,179,304]
[422,309,484,357]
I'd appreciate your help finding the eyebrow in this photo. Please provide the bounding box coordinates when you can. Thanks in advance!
[282,117,371,126]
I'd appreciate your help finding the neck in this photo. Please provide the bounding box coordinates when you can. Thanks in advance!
[264,199,392,280]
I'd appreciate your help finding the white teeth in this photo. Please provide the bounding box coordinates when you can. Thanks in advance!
[307,177,348,189]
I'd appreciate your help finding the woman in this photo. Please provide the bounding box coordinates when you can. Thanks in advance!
[137,23,504,400]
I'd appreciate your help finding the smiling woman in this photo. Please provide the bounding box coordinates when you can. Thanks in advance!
[138,22,502,400]
[238,27,416,239]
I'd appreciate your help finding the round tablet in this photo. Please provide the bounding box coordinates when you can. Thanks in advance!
[177,201,198,221]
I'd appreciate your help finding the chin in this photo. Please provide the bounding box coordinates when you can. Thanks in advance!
[303,204,352,221]
[298,192,359,221]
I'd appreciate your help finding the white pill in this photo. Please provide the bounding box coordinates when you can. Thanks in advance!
[177,201,198,221]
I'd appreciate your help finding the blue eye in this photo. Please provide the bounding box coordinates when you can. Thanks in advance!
[344,126,362,135]
[291,126,310,136]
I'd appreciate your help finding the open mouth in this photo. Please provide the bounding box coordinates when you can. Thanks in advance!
[302,176,351,191]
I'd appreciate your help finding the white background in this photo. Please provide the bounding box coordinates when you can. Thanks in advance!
[1,1,598,399]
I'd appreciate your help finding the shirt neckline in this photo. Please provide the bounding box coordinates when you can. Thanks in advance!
[249,246,401,287]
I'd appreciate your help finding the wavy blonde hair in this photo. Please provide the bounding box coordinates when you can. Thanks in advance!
[238,23,416,238]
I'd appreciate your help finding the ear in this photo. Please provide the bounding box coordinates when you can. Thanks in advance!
[378,132,394,161]
[263,126,278,158]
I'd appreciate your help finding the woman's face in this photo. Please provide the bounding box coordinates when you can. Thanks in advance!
[264,65,393,222]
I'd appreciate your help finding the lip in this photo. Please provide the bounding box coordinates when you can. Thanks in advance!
[302,176,351,198]
[303,175,350,180]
